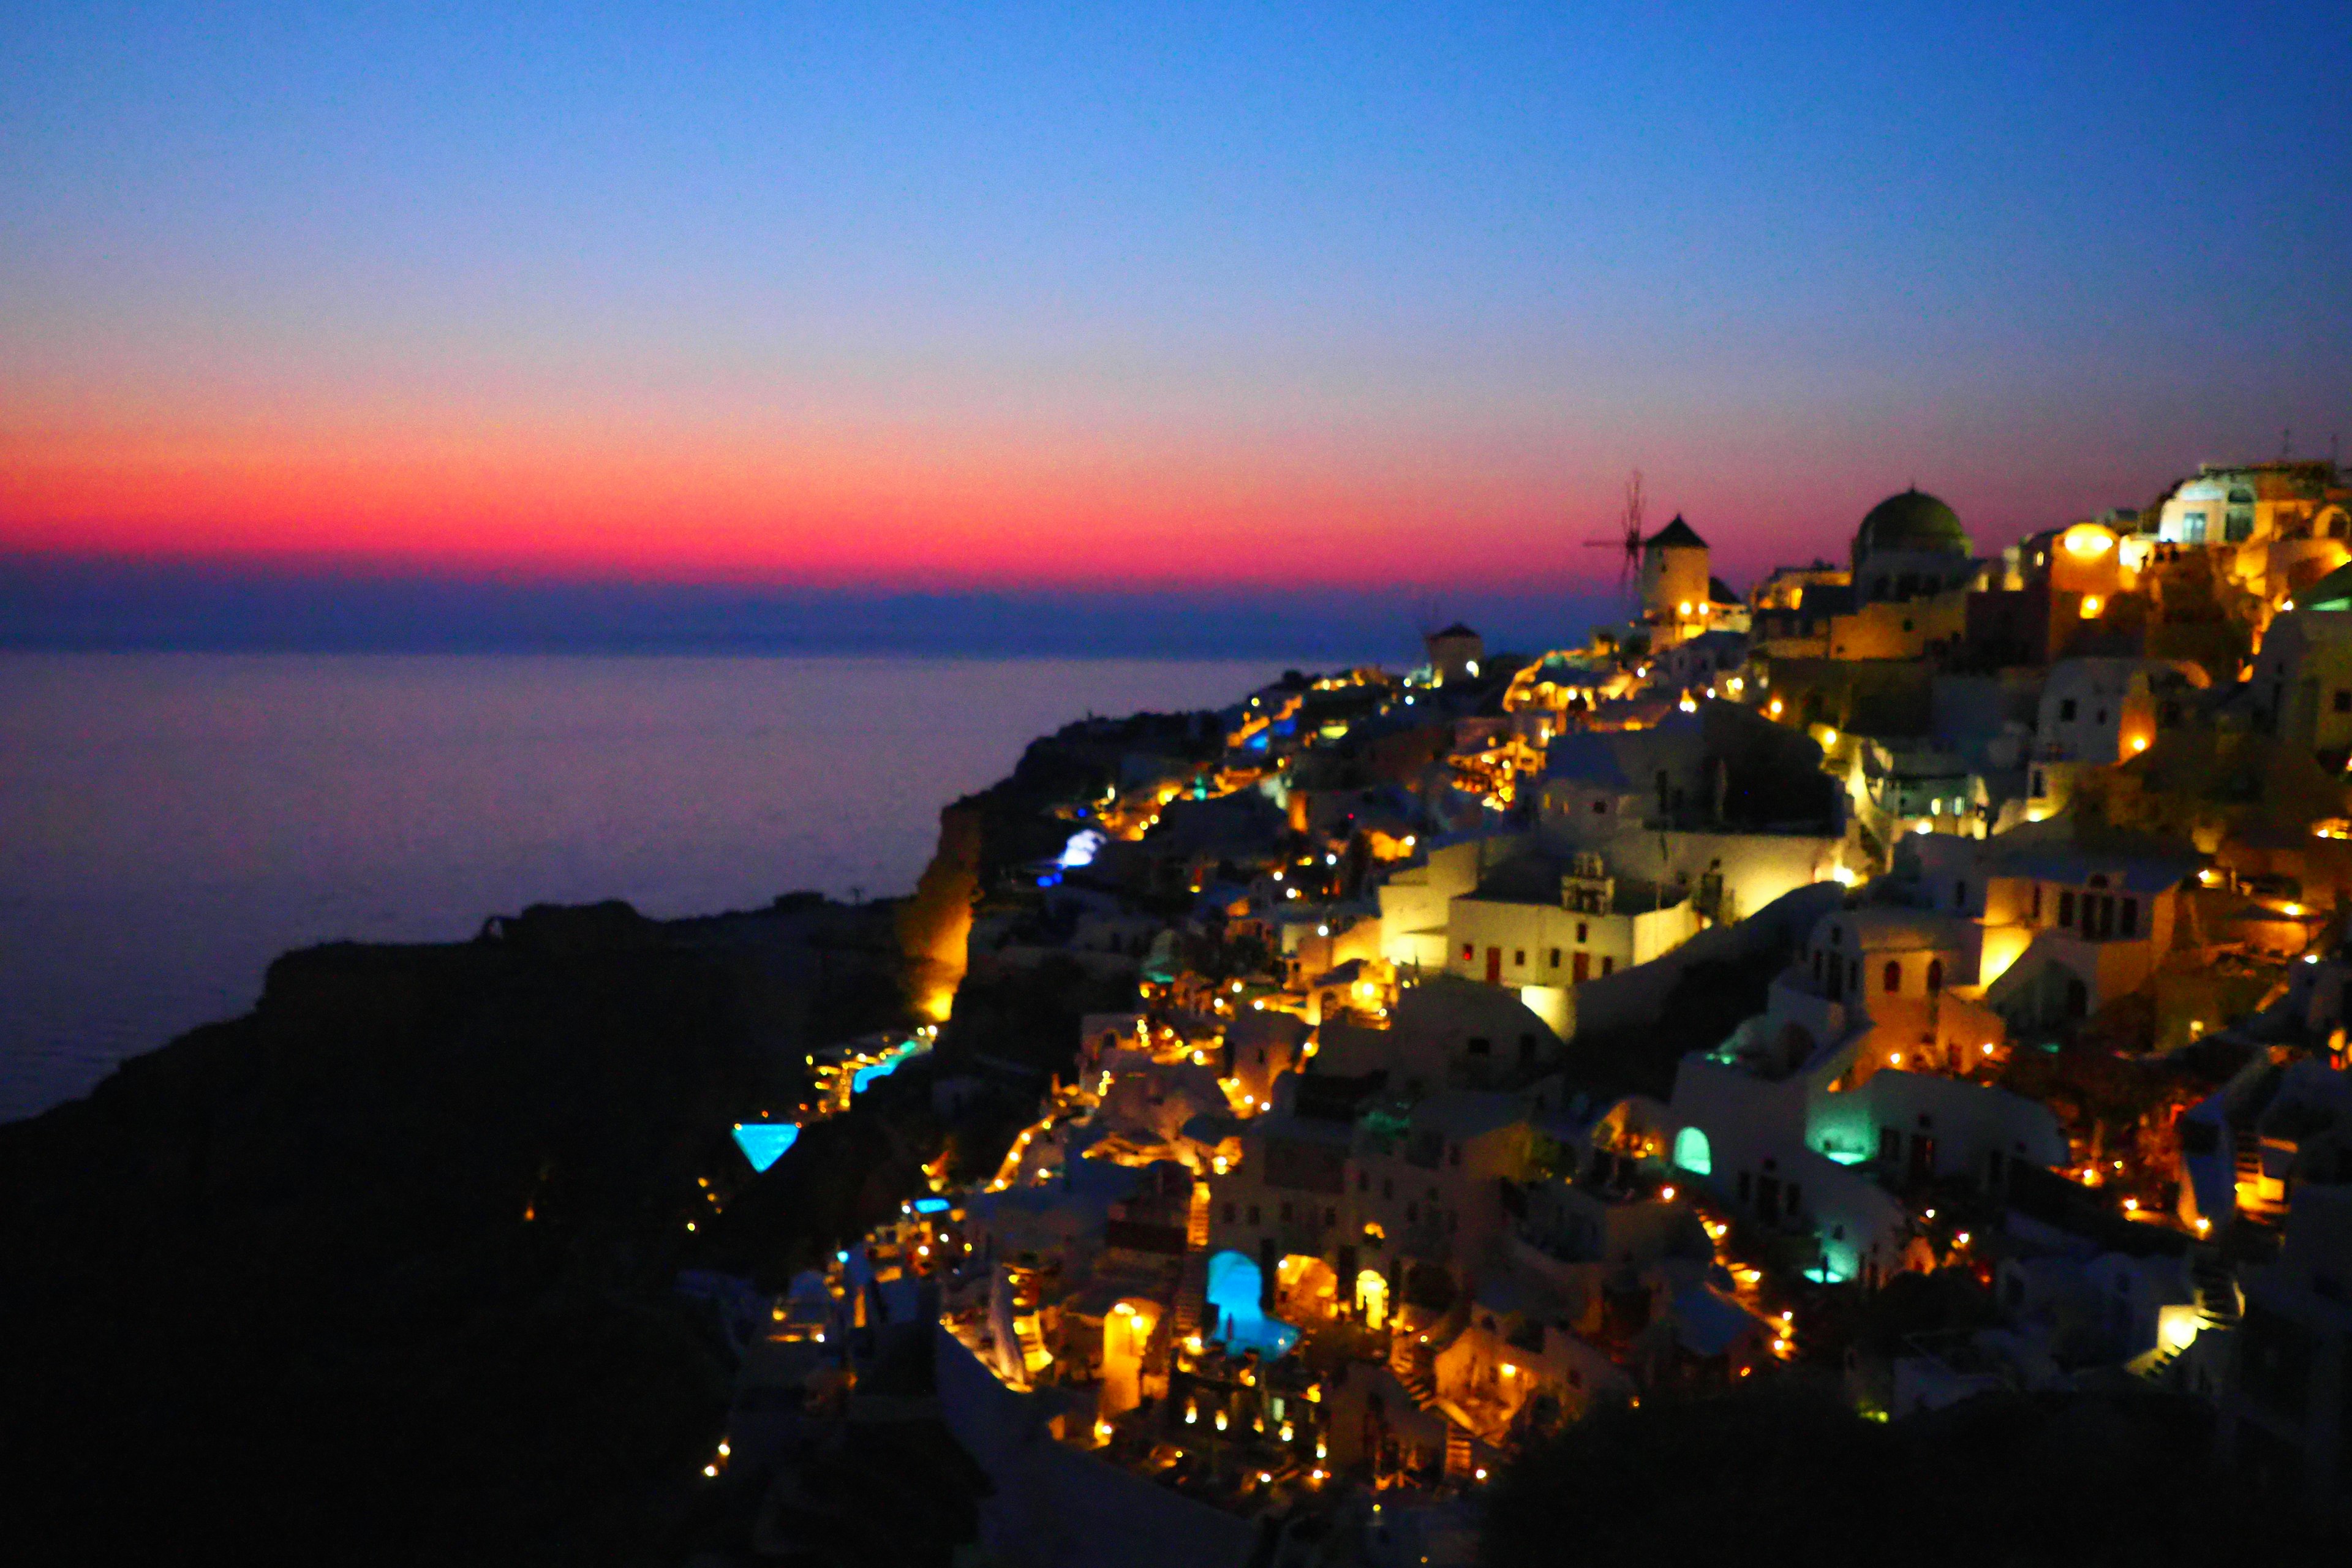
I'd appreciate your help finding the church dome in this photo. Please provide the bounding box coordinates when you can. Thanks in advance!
[1855,488,1969,558]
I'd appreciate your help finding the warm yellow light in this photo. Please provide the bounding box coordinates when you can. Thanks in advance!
[1888,1052,1903,1067]
[1678,601,1692,616]
[2062,527,2115,559]
[2132,736,2148,752]
[2080,595,2103,618]
[1659,1185,1677,1202]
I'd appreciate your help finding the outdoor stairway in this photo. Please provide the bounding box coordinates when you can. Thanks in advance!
[1187,1182,1211,1250]
[2190,1253,2241,1327]
[1173,1249,1210,1339]
[1444,1423,1472,1480]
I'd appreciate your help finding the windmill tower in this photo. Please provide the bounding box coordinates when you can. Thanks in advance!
[1585,470,1645,603]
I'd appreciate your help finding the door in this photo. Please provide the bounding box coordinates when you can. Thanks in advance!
[1908,1133,1936,1186]
[1572,951,1590,982]
[1485,946,1502,984]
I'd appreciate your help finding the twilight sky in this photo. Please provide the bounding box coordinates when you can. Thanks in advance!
[3,2,2348,639]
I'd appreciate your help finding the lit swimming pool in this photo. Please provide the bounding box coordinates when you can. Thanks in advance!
[733,1122,801,1172]
[1203,1250,1300,1359]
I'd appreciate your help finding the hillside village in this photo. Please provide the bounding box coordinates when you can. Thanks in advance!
[735,462,2352,1562]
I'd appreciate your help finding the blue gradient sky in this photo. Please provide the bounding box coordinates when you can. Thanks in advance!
[2,3,2347,631]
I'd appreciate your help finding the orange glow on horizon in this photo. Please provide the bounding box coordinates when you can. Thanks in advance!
[0,403,1600,589]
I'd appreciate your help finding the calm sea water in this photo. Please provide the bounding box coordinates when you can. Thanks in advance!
[0,652,1293,1122]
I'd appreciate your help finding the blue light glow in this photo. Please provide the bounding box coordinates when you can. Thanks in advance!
[851,1039,925,1095]
[1203,1250,1300,1360]
[733,1122,800,1172]
[914,1196,951,1213]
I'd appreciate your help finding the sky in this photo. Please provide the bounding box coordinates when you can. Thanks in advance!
[2,2,2348,650]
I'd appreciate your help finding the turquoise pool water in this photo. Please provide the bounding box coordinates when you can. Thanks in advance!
[1203,1250,1300,1359]
[733,1122,801,1172]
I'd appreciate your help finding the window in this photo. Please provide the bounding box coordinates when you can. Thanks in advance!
[1575,921,1589,943]
[1223,1202,1237,1224]
[1883,959,1902,994]
[1466,1035,1491,1056]
[1448,1144,1462,1168]
[1280,1200,1293,1222]
[1601,956,1615,976]
[1247,1204,1261,1226]
[2059,889,2076,927]
[2032,769,2046,796]
[1926,958,1943,993]
[1461,943,1474,962]
[2334,690,2350,715]
[2032,884,2043,921]
[2121,897,2138,938]
[1512,949,1526,967]
[1592,799,1607,815]
[1548,947,1562,968]
[1325,1207,1337,1226]
[1954,880,1967,911]
[2059,698,2078,722]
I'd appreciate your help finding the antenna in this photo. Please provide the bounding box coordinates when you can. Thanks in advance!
[1583,469,1645,603]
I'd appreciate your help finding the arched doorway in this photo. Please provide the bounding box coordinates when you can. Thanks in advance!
[1673,1125,1713,1177]
[1354,1267,1389,1330]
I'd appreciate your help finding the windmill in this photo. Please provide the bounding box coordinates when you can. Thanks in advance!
[1584,469,1646,603]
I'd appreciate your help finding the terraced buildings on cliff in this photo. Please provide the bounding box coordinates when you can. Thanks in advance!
[749,463,2352,1564]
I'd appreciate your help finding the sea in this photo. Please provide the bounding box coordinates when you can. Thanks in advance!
[0,652,1300,1123]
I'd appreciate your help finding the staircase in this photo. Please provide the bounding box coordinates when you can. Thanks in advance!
[2190,1251,2241,1328]
[1173,1250,1209,1340]
[1444,1422,1472,1480]
[1172,1183,1213,1341]
[2230,1117,2263,1196]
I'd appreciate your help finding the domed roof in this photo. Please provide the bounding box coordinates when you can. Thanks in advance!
[1856,488,1969,557]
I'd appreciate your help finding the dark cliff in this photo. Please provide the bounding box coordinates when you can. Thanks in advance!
[0,897,912,1563]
